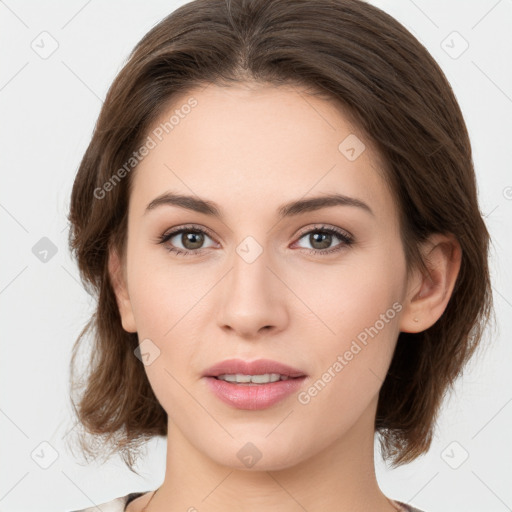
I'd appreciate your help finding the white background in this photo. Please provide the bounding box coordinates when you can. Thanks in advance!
[1,1,511,511]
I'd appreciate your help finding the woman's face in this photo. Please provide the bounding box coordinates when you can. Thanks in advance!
[112,82,417,470]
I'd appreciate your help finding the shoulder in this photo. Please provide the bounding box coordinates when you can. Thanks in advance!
[67,492,147,512]
[392,499,427,512]
[68,494,425,512]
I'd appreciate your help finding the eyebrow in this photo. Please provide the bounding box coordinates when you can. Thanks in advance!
[144,191,374,219]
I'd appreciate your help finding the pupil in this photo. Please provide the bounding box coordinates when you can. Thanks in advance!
[183,232,204,249]
[311,232,331,249]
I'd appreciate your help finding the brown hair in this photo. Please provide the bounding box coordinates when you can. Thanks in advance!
[66,0,494,473]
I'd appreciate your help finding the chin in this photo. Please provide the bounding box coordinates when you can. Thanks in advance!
[201,434,309,472]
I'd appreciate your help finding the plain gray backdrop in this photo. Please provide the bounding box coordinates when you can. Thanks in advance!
[1,1,511,511]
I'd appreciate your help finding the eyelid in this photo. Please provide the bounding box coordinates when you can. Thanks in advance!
[161,223,218,240]
[159,223,352,245]
[157,222,354,258]
[294,223,353,240]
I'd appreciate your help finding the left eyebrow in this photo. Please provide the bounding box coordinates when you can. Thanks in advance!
[277,193,374,218]
[144,191,374,219]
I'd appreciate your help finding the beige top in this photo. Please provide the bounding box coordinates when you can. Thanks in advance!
[69,491,426,511]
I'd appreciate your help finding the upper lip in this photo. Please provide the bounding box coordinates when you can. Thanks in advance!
[203,358,307,378]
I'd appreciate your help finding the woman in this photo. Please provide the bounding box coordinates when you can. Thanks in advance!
[66,0,493,510]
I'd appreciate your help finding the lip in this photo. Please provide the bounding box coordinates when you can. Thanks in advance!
[202,358,307,378]
[205,376,306,410]
[202,358,307,410]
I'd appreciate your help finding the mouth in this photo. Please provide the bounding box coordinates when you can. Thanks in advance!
[202,359,307,410]
[203,358,307,380]
[204,374,307,410]
[211,373,303,384]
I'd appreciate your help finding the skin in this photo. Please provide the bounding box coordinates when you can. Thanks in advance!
[109,82,461,512]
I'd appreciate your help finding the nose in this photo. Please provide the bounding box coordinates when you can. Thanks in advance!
[216,243,289,339]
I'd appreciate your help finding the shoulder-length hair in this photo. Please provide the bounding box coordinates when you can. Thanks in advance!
[67,0,494,473]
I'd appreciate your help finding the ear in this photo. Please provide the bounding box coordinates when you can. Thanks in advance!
[108,245,137,333]
[399,232,462,333]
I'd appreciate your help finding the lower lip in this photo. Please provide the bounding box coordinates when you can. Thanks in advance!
[204,376,306,410]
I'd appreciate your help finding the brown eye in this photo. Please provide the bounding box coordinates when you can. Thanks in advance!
[178,231,205,250]
[158,224,354,257]
[294,225,354,255]
[158,226,216,256]
[308,231,334,250]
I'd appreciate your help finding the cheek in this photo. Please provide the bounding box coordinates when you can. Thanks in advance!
[129,263,203,417]
[296,249,404,402]
[127,241,206,338]
[126,244,210,379]
[297,250,404,342]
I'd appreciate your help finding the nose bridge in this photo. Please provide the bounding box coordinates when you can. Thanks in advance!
[217,233,287,336]
[231,236,270,292]
[229,233,275,300]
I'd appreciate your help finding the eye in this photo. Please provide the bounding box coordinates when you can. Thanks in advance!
[293,224,354,255]
[156,223,354,257]
[157,224,217,256]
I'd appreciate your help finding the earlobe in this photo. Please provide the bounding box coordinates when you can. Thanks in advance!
[399,233,462,333]
[108,246,137,333]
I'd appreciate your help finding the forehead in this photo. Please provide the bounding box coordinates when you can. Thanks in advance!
[130,83,397,225]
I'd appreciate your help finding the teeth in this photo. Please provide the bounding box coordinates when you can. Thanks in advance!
[217,373,290,384]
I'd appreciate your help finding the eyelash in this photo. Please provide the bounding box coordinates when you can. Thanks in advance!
[156,223,354,257]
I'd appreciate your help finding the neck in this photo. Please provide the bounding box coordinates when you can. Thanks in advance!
[144,395,397,512]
